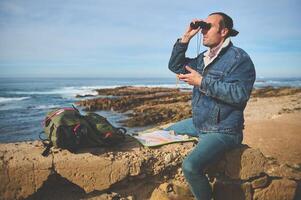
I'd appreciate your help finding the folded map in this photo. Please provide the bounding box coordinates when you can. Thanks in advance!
[133,130,197,147]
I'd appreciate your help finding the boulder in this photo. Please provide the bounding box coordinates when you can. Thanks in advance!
[0,139,300,200]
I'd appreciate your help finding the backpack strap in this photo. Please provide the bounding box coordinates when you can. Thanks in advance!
[41,125,54,157]
[116,127,127,140]
[41,141,53,157]
[72,104,80,113]
[39,131,50,146]
[117,127,127,134]
[42,107,78,127]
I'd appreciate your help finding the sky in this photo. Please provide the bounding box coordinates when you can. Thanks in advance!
[0,0,300,78]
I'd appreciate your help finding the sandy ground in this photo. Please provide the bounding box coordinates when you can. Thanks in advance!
[243,92,301,165]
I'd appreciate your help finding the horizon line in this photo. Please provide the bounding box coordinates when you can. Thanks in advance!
[1,76,301,79]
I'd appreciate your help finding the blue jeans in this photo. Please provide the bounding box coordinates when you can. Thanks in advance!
[165,118,243,200]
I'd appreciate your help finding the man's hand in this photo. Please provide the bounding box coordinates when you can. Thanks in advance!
[178,66,203,86]
[181,19,203,43]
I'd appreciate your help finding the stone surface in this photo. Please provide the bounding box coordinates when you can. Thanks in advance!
[251,86,301,98]
[213,181,252,200]
[251,175,269,189]
[0,138,193,199]
[265,163,301,181]
[1,139,300,200]
[253,178,297,200]
[150,181,194,200]
[0,142,52,200]
[53,150,130,193]
[149,183,172,200]
[76,86,192,127]
[224,145,267,180]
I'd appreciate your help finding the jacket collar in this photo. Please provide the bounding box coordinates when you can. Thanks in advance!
[203,38,232,68]
[204,37,231,59]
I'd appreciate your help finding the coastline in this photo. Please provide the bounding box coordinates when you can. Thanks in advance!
[1,86,300,165]
[0,86,301,199]
[1,76,301,142]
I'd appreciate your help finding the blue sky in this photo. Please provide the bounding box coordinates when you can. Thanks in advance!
[0,0,300,78]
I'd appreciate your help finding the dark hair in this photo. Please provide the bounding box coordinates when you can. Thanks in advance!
[209,12,239,37]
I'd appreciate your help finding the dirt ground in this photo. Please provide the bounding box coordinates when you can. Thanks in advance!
[243,91,301,166]
[244,112,301,165]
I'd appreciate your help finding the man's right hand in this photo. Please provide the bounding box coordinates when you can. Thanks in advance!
[181,19,203,43]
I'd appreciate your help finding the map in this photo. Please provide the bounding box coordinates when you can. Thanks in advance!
[133,130,197,147]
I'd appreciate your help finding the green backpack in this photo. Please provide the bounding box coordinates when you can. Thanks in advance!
[40,106,126,156]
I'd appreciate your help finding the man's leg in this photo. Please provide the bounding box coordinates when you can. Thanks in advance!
[164,118,199,137]
[182,132,242,200]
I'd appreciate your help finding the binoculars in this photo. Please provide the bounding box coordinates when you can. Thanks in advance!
[190,21,211,30]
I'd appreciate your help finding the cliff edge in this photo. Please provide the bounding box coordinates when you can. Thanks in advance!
[1,135,300,200]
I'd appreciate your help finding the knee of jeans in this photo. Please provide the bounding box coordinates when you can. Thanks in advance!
[182,157,200,175]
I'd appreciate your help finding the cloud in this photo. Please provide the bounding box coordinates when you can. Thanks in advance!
[0,0,300,77]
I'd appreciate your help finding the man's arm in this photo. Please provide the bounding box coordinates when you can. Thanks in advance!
[200,54,256,107]
[168,40,198,74]
[168,19,203,74]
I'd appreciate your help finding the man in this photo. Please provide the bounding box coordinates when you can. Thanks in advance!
[166,12,256,200]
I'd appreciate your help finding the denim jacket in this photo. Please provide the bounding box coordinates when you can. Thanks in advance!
[168,39,256,134]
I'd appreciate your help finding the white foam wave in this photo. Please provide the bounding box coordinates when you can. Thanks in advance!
[131,83,192,89]
[31,104,61,110]
[9,86,102,97]
[8,84,192,98]
[254,80,301,88]
[0,97,30,103]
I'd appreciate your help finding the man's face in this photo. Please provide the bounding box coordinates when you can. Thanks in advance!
[202,14,227,48]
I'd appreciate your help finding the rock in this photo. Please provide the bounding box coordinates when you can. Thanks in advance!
[171,181,194,199]
[265,163,301,180]
[76,86,192,127]
[0,142,52,200]
[253,178,297,200]
[251,86,301,98]
[75,94,95,98]
[213,180,252,200]
[150,182,172,200]
[53,150,130,193]
[164,153,173,165]
[224,145,267,180]
[251,174,269,189]
[1,140,301,200]
[150,182,194,200]
[0,138,196,199]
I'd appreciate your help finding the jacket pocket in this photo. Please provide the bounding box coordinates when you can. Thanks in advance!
[206,69,224,79]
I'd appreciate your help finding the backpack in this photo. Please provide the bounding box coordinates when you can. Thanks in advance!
[40,106,126,156]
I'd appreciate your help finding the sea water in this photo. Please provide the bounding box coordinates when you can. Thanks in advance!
[0,77,300,143]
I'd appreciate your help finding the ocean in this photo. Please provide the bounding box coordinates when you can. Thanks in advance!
[0,77,301,143]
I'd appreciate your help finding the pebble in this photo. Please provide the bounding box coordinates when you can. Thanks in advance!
[164,153,173,164]
[127,196,134,200]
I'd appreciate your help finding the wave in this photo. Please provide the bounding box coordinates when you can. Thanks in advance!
[7,84,192,97]
[28,104,61,110]
[0,97,30,103]
[130,83,192,89]
[8,86,101,97]
[254,80,301,88]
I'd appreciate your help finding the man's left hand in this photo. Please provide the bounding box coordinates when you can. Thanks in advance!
[178,66,203,86]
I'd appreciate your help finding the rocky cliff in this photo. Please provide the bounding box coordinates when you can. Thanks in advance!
[1,136,300,200]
